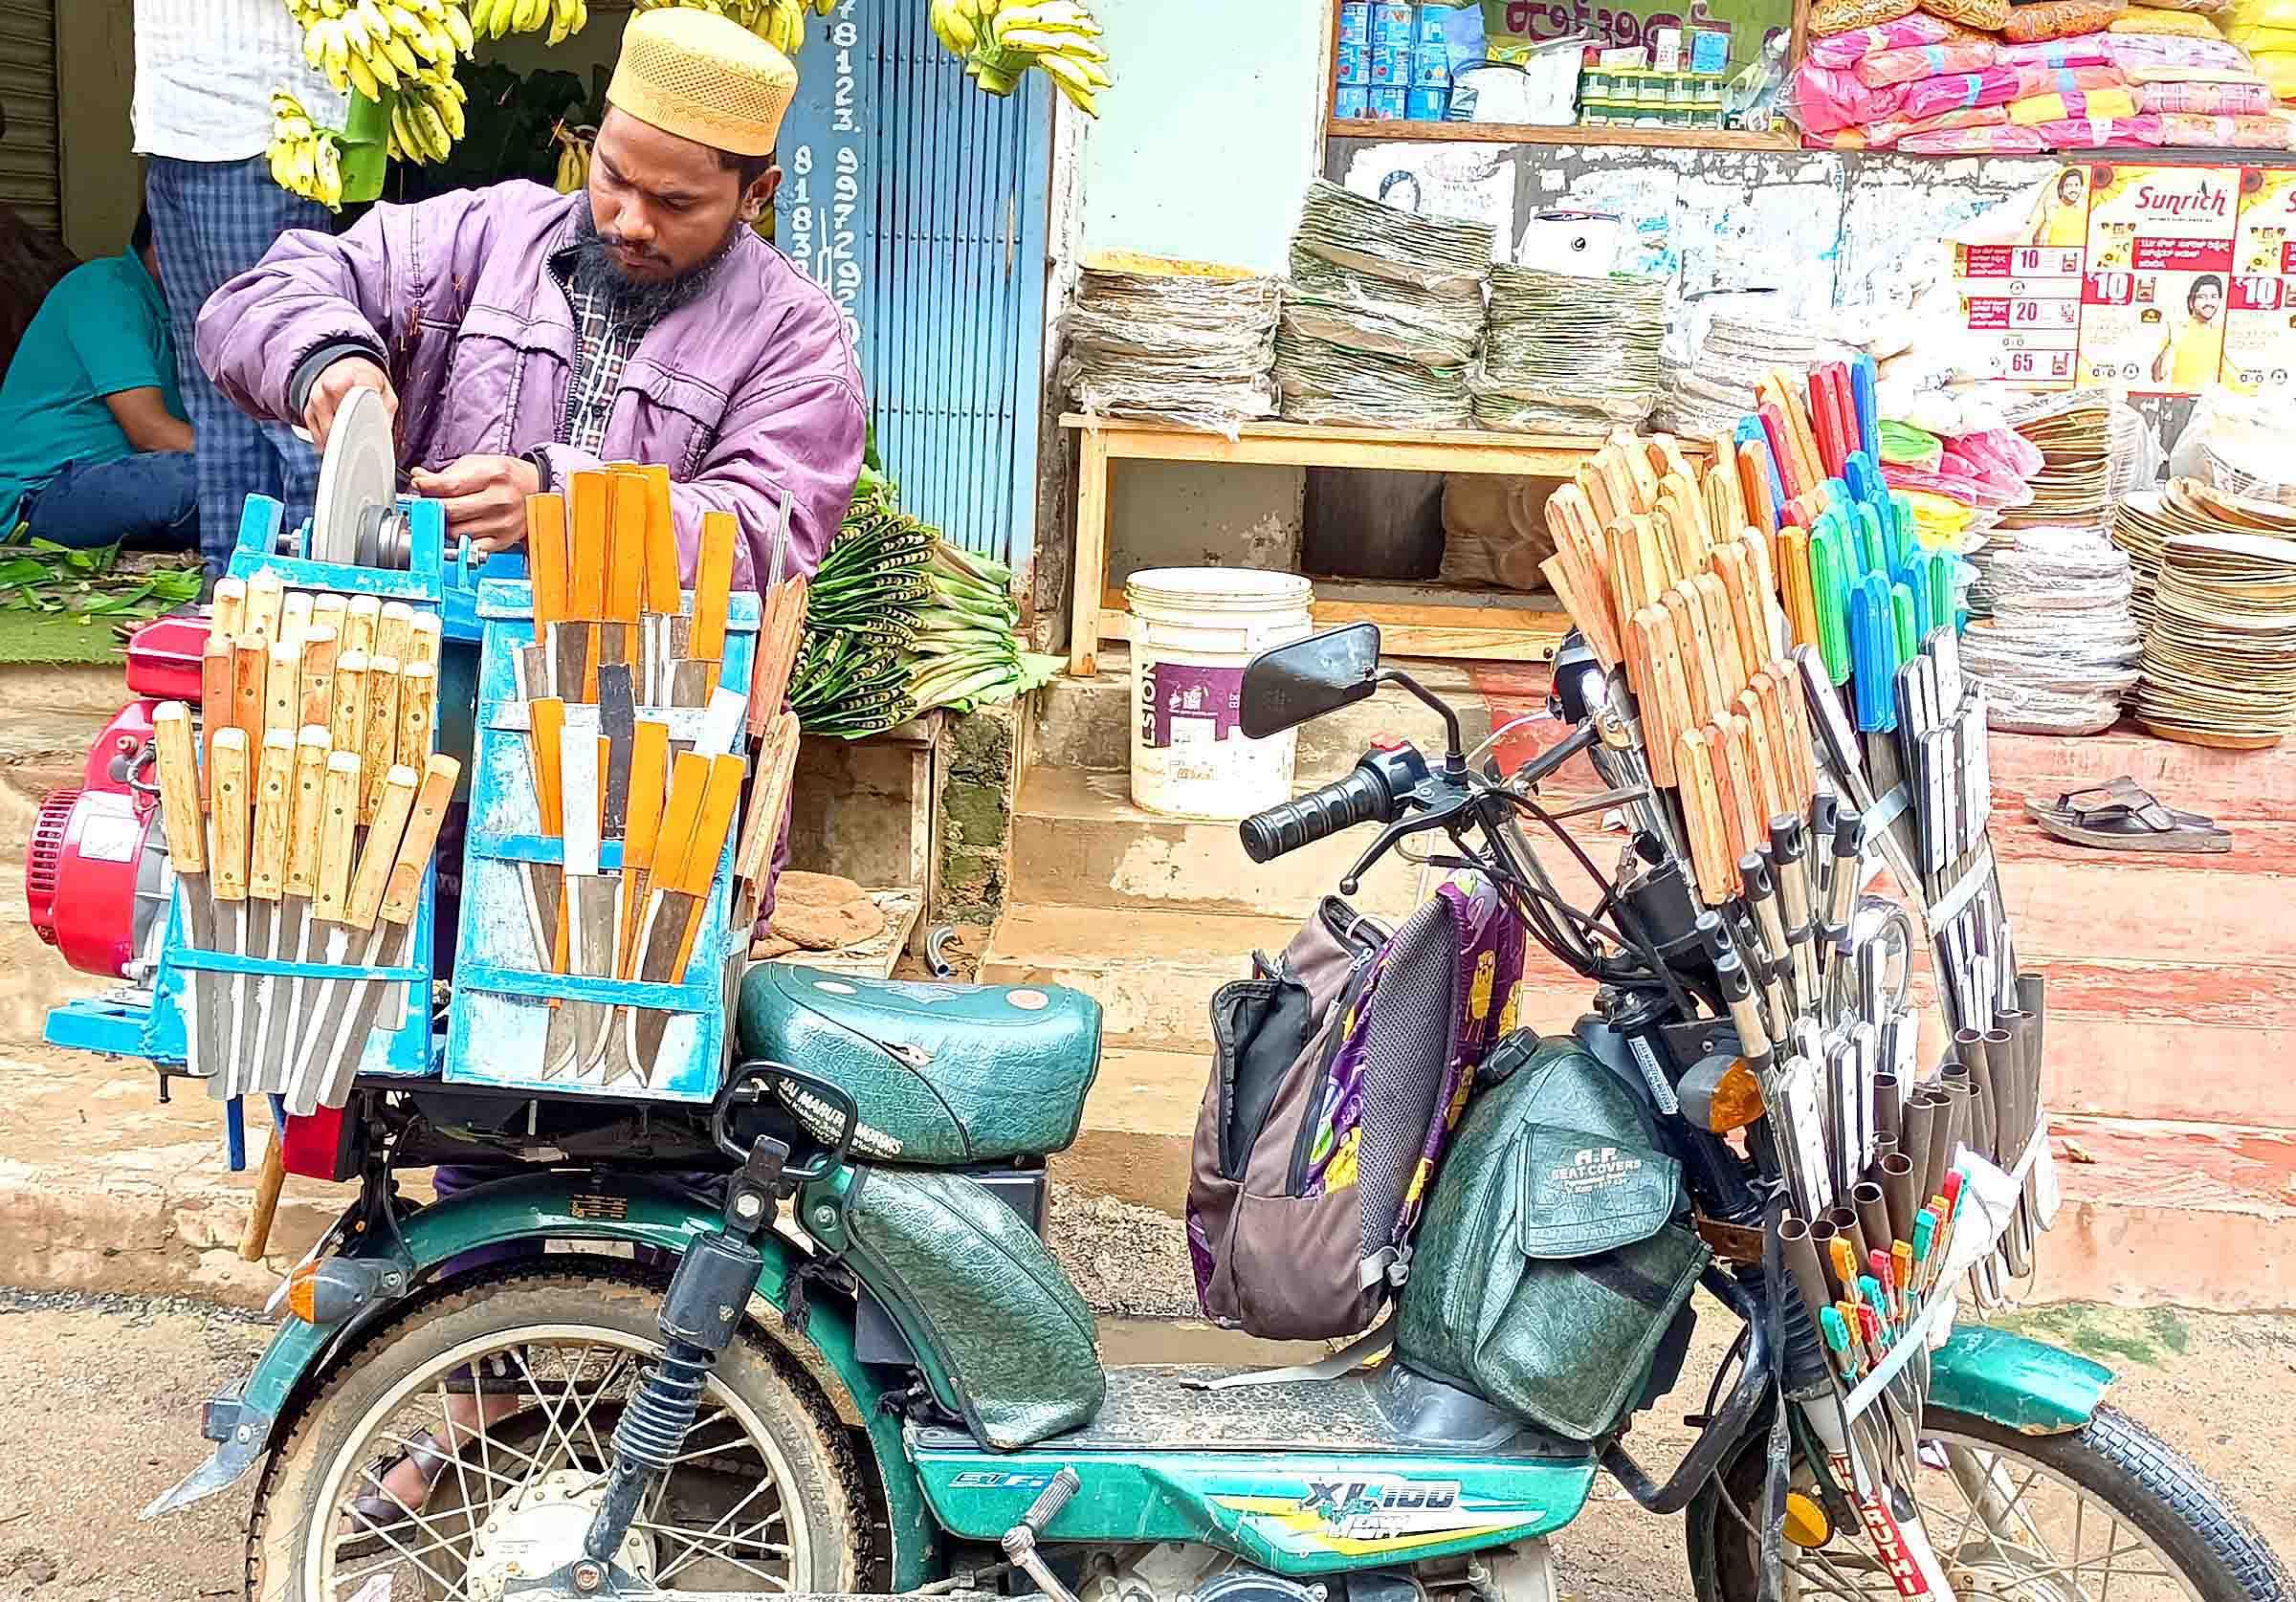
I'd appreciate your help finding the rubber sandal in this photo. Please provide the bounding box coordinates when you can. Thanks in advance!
[2023,779,2231,853]
[338,1427,455,1559]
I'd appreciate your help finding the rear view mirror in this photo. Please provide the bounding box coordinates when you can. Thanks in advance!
[1239,624,1381,739]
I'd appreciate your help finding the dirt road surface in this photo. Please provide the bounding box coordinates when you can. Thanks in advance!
[0,1287,2289,1602]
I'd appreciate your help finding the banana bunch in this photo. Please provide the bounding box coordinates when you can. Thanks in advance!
[386,74,468,163]
[290,0,477,99]
[553,122,596,194]
[471,0,588,43]
[629,0,809,56]
[945,0,1111,114]
[269,90,348,208]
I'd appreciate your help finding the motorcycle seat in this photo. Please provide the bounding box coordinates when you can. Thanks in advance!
[735,964,1104,1166]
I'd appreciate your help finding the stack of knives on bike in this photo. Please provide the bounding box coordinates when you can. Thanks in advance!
[1538,363,2059,1506]
[507,469,808,1089]
[148,572,461,1116]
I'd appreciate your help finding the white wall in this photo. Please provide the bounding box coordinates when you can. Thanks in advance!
[1072,0,1329,591]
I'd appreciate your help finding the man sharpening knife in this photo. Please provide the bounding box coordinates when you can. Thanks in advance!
[193,10,863,1533]
[197,6,863,588]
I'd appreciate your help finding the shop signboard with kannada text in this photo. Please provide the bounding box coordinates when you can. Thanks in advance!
[1480,0,1789,77]
[1952,163,2295,399]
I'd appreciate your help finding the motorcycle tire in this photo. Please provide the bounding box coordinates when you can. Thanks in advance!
[245,1262,870,1602]
[1687,1403,2290,1602]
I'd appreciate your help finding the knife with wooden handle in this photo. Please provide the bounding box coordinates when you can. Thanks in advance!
[373,602,413,671]
[232,633,268,744]
[1693,573,1745,705]
[247,731,297,1094]
[294,762,416,1114]
[1718,714,1763,876]
[298,625,339,732]
[310,590,346,642]
[1619,438,1659,516]
[734,710,803,932]
[408,611,442,671]
[201,636,232,805]
[1740,684,1788,824]
[1664,584,1720,727]
[341,594,380,659]
[208,728,251,1100]
[748,578,810,739]
[245,572,285,646]
[568,472,611,704]
[210,578,248,645]
[279,591,312,653]
[1713,544,1766,680]
[1675,727,1731,907]
[359,656,403,824]
[332,752,458,1083]
[153,703,222,1084]
[398,659,436,775]
[1625,607,1679,789]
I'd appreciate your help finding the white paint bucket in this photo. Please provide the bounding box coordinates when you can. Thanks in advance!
[1127,567,1314,821]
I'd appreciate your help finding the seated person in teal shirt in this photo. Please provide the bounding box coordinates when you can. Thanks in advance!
[0,208,196,550]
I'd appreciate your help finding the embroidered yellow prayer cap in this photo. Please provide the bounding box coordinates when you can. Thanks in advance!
[608,9,797,158]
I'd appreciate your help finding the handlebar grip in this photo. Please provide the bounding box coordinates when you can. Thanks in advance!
[1238,765,1390,864]
[1018,1465,1080,1536]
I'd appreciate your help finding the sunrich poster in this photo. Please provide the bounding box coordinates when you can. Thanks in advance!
[2221,165,2296,403]
[2073,164,2241,395]
[1954,235,2085,391]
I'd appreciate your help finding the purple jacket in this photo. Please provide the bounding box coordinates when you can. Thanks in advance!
[196,182,864,590]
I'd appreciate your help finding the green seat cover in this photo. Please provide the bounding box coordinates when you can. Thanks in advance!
[736,965,1103,1165]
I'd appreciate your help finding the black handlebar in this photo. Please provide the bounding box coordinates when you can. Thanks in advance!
[1239,754,1410,864]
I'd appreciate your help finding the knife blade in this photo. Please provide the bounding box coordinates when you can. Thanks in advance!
[312,756,458,1111]
[604,470,647,672]
[286,750,363,1111]
[293,762,417,1114]
[552,714,609,1081]
[206,729,250,1101]
[599,663,635,842]
[152,704,221,1085]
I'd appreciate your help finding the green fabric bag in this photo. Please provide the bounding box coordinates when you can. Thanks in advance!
[1398,1035,1710,1441]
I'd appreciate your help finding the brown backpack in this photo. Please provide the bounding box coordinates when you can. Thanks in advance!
[1184,877,1526,1341]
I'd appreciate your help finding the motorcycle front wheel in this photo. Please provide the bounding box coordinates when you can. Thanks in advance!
[245,1263,871,1602]
[1688,1404,2290,1602]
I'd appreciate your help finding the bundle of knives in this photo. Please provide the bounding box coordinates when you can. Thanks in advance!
[149,570,458,1116]
[1535,366,2059,1513]
[507,468,807,1090]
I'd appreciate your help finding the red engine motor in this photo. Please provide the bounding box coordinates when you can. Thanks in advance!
[24,614,211,978]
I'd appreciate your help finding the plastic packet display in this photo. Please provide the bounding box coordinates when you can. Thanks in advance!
[1900,65,2028,115]
[1810,12,1958,62]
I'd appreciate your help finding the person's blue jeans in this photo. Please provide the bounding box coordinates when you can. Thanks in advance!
[144,156,331,579]
[21,452,199,551]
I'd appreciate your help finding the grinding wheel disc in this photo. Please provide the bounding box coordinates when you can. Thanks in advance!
[311,386,398,566]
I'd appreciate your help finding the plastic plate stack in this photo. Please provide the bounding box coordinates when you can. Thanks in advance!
[1060,252,1282,440]
[1274,181,1492,429]
[1475,265,1663,434]
[2131,487,2296,750]
[1657,311,1850,436]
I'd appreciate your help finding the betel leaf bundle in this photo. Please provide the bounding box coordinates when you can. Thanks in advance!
[791,492,1060,738]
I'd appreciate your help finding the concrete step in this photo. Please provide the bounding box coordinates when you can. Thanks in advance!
[979,902,1285,1049]
[1010,765,1436,922]
[1032,649,1503,785]
[1053,1045,1203,1217]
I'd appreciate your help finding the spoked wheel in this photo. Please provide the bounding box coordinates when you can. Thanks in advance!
[1689,1405,2289,1602]
[247,1267,867,1602]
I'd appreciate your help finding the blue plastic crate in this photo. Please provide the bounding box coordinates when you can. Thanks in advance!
[446,579,762,1103]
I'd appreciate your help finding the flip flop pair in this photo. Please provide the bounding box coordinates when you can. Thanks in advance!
[2023,779,2230,854]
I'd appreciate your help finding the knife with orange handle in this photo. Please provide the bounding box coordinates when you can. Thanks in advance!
[1720,715,1766,882]
[1712,546,1767,688]
[635,466,680,705]
[527,692,568,973]
[675,509,738,708]
[1779,526,1819,651]
[1768,659,1820,808]
[605,471,648,671]
[1662,472,1710,569]
[152,703,224,1083]
[1742,681,1790,823]
[527,491,570,633]
[201,635,232,805]
[1540,553,1618,675]
[1618,437,1659,515]
[232,632,268,744]
[1666,582,1728,727]
[613,752,715,1081]
[1578,461,1619,529]
[669,754,745,979]
[611,750,747,1086]
[298,625,339,733]
[566,472,611,704]
[1738,441,1779,537]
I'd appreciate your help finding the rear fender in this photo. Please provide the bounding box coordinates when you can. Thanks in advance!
[142,1173,936,1586]
[1928,1323,2114,1435]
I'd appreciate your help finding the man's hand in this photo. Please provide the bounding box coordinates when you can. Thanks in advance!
[408,454,541,556]
[305,356,399,450]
